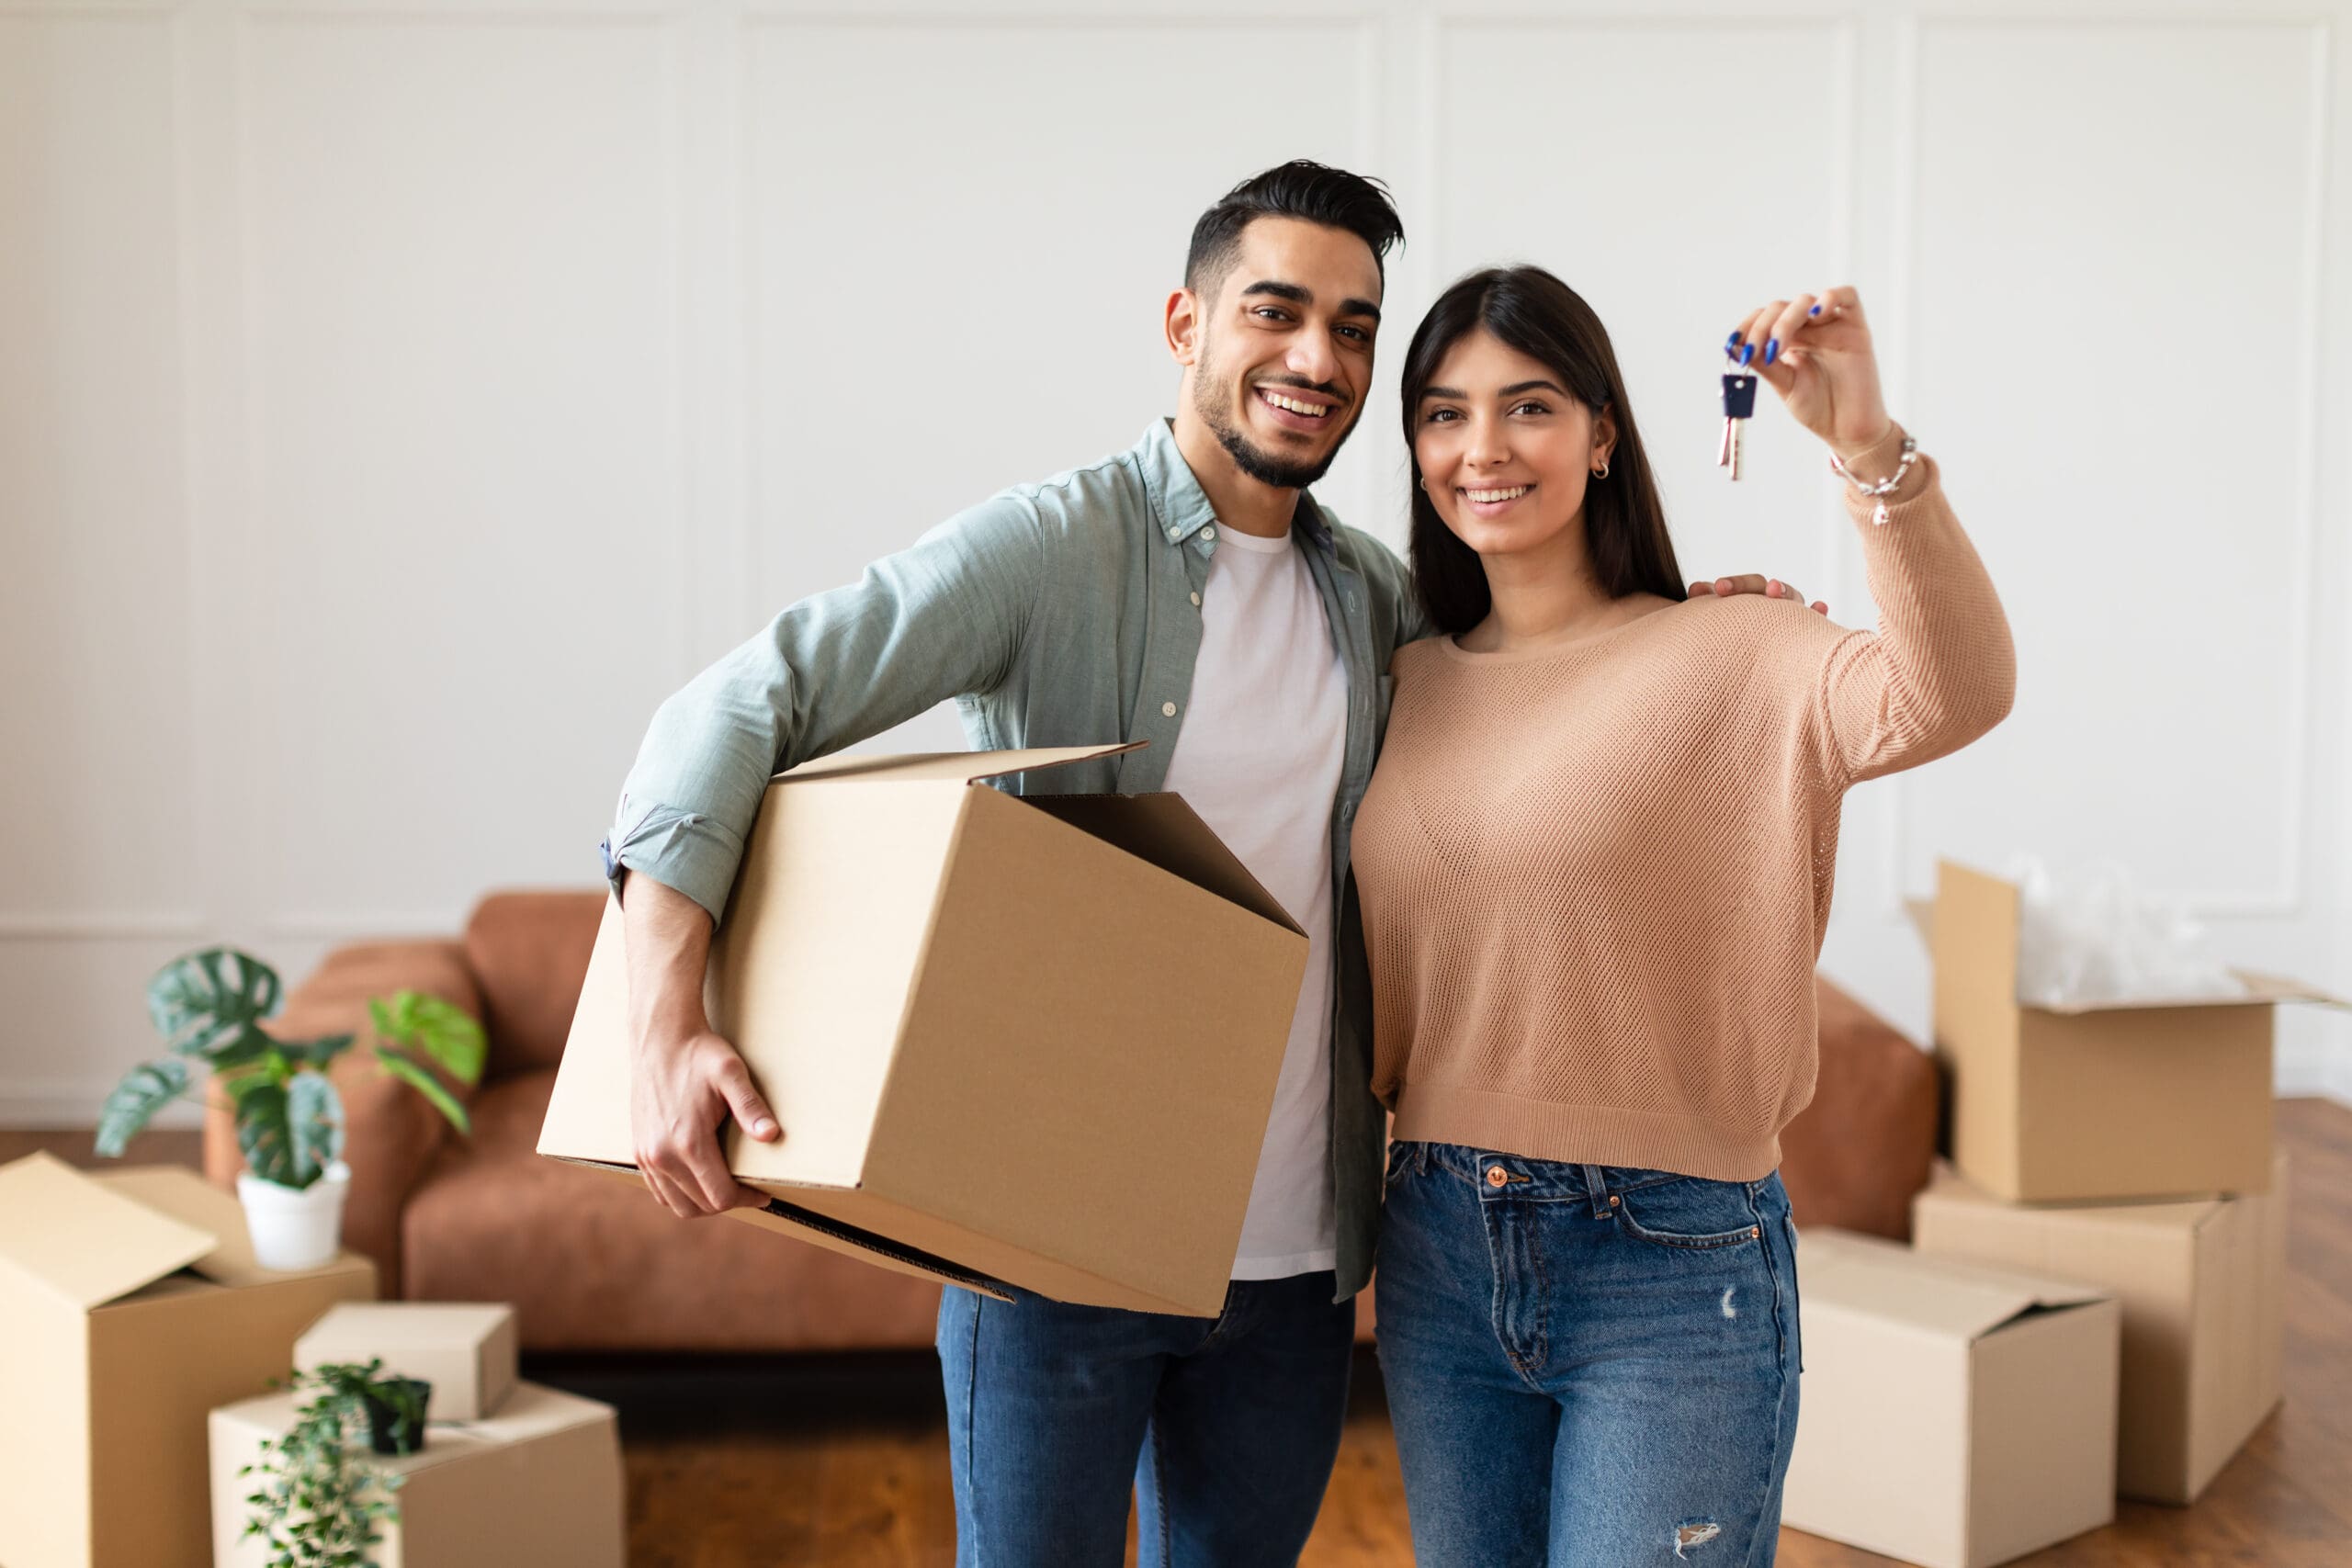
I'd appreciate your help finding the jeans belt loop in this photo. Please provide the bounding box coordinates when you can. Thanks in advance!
[1581,1163,1611,1219]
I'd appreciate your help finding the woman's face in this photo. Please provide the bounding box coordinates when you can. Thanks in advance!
[1412,329,1612,558]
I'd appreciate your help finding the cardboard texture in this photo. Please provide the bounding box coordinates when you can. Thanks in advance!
[295,1303,519,1421]
[209,1380,623,1568]
[0,1154,376,1568]
[1917,862,2346,1202]
[539,743,1312,1317]
[1912,1153,2288,1504]
[1781,1226,2120,1568]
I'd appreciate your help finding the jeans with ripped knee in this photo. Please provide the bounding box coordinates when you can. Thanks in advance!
[1374,1141,1803,1566]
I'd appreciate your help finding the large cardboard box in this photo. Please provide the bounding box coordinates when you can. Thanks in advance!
[0,1154,377,1568]
[209,1381,623,1568]
[539,743,1311,1317]
[1917,861,2344,1202]
[1912,1153,2288,1505]
[295,1303,518,1421]
[1781,1226,2120,1568]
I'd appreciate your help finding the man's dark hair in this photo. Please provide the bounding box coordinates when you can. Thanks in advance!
[1184,160,1404,298]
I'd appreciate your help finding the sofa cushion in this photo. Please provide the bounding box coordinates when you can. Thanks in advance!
[402,1068,948,1352]
[464,890,604,1076]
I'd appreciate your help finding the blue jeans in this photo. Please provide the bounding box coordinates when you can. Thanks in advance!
[1374,1142,1803,1567]
[934,1272,1355,1567]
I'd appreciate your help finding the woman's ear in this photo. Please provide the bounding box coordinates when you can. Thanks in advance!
[1591,404,1619,469]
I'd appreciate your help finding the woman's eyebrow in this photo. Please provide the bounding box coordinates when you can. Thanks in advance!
[1419,379,1568,401]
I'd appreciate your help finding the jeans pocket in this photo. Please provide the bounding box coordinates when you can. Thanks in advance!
[1612,1176,1766,1251]
[1383,1140,1413,1189]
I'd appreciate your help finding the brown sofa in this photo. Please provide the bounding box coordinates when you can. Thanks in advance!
[206,890,1939,1353]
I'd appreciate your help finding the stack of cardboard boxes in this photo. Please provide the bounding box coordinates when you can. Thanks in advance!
[209,1302,624,1567]
[1781,861,2340,1568]
[0,1155,376,1568]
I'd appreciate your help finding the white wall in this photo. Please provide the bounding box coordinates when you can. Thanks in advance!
[4,0,2346,1125]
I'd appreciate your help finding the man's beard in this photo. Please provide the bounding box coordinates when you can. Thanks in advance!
[1193,340,1350,491]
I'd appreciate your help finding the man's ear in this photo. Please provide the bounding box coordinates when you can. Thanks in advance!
[1165,287,1204,367]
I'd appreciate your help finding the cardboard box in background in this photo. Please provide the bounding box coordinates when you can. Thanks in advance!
[1913,1154,2288,1505]
[540,744,1311,1318]
[1916,861,2345,1202]
[210,1381,623,1568]
[1781,1226,2120,1568]
[296,1303,518,1422]
[0,1154,376,1568]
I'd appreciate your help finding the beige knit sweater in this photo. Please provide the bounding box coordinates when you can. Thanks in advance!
[1353,424,2015,1181]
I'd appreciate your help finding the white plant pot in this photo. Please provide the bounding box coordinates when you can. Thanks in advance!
[236,1160,351,1271]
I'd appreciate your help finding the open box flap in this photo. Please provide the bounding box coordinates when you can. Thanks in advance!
[1022,792,1304,935]
[0,1152,217,1310]
[1921,864,2346,1015]
[775,741,1144,786]
[1800,1226,2110,1341]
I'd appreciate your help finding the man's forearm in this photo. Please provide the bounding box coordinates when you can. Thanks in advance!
[620,871,715,1043]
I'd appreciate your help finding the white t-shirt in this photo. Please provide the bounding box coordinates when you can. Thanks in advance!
[1160,523,1349,1280]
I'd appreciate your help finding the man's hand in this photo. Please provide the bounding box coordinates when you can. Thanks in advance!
[619,870,781,1219]
[1690,574,1829,616]
[630,1017,780,1218]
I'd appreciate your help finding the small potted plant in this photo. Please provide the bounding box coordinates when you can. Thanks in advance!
[240,1357,432,1568]
[95,946,485,1269]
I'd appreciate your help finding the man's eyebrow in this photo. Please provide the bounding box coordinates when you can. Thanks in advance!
[1238,279,1383,324]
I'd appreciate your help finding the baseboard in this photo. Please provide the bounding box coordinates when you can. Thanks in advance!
[2278,1039,2352,1108]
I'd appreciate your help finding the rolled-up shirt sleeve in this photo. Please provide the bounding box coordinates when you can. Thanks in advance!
[601,492,1044,927]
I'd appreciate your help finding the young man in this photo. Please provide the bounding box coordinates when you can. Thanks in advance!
[603,162,1805,1566]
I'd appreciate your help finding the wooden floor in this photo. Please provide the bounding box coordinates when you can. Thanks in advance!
[13,1098,2352,1565]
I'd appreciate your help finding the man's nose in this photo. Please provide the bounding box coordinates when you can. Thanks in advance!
[1285,333,1340,391]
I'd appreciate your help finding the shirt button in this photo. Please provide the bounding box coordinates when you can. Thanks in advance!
[1486,1167,1509,1188]
[1202,526,1216,542]
[1189,592,1202,607]
[1161,701,1178,717]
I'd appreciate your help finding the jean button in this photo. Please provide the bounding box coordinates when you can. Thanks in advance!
[1486,1167,1508,1188]
[1608,1195,1620,1207]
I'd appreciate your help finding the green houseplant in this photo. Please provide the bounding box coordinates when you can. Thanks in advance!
[240,1357,432,1568]
[95,946,486,1269]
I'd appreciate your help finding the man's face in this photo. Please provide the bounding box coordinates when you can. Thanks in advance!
[1184,215,1383,491]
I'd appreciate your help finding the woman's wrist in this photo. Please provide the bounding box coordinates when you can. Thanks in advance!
[1827,421,1906,485]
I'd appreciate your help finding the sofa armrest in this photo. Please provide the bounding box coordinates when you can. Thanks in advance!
[1781,976,1940,1241]
[203,939,484,1297]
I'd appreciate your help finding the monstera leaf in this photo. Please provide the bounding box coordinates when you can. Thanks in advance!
[235,1071,345,1190]
[146,948,282,1064]
[93,1057,191,1157]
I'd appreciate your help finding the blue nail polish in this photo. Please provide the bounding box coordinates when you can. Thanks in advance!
[1739,343,1754,367]
[1807,304,1822,316]
[1764,339,1780,365]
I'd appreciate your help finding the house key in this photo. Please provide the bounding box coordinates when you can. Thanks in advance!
[1718,350,1758,480]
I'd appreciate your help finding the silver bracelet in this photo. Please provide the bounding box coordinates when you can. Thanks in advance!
[1828,434,1920,526]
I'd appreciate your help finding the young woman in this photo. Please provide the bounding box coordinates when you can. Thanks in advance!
[1351,266,2015,1566]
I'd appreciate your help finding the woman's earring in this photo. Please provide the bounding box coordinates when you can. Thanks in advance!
[1593,459,1611,479]
[1418,476,1428,491]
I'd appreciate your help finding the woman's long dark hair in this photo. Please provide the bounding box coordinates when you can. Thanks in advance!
[1401,266,1686,635]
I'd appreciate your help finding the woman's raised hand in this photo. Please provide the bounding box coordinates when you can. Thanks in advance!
[1730,288,1893,458]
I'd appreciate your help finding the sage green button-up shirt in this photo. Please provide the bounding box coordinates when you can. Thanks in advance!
[602,419,1430,1302]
